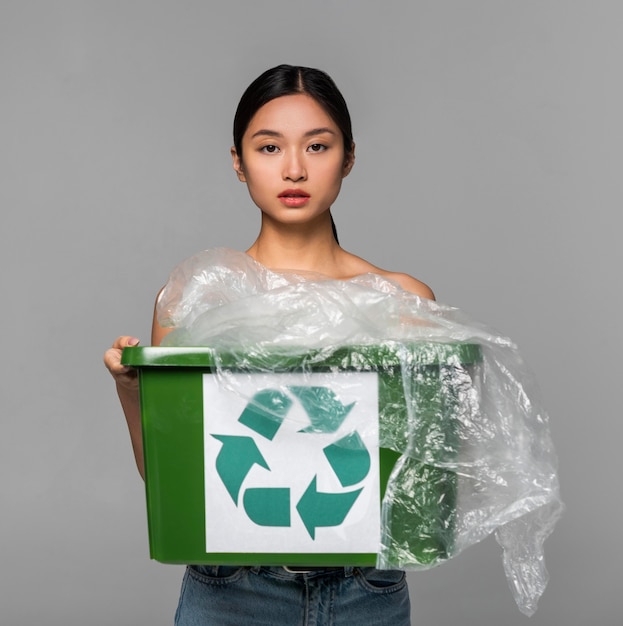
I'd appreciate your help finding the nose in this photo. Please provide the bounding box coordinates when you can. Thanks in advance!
[282,151,307,182]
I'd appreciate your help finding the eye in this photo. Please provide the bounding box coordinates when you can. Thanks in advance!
[308,143,326,153]
[260,144,279,154]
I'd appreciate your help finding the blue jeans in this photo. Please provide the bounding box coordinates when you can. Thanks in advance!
[175,566,411,625]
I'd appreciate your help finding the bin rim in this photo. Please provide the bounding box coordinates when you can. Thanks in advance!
[121,342,482,370]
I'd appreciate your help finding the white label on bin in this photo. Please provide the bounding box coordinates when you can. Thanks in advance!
[203,371,380,554]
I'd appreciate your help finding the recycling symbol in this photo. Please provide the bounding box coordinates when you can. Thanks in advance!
[210,386,371,539]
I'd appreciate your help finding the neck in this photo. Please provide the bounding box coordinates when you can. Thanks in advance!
[246,213,342,275]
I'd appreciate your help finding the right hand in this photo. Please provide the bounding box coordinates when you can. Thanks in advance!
[103,336,140,391]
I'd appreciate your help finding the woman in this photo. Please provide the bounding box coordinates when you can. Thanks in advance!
[104,64,434,626]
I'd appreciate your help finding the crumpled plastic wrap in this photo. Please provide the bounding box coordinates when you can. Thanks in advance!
[157,247,563,616]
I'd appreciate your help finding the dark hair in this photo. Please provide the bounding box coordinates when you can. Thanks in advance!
[233,64,353,243]
[233,64,354,158]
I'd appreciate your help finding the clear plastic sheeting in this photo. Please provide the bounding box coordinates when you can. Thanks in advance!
[157,248,563,615]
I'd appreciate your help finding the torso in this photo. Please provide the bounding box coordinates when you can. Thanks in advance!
[327,250,435,300]
[244,243,434,300]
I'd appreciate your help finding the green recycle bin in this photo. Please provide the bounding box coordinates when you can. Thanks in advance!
[121,342,482,568]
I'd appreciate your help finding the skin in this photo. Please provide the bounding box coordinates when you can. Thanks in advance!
[104,93,434,478]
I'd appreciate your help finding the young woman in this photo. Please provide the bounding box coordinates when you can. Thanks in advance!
[104,64,434,626]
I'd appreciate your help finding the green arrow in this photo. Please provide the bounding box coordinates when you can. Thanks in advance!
[243,487,291,527]
[296,476,362,539]
[323,432,370,487]
[238,389,292,440]
[289,386,355,433]
[211,435,269,504]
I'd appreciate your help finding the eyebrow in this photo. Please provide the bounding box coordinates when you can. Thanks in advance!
[250,127,337,140]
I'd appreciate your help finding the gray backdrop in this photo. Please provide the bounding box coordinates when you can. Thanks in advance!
[2,1,620,624]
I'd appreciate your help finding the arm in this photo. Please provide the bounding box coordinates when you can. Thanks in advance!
[103,335,145,478]
[103,297,173,479]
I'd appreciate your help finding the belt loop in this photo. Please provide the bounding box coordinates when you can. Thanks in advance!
[344,566,354,577]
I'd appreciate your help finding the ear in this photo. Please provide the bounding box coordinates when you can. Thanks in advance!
[342,142,356,178]
[231,146,246,182]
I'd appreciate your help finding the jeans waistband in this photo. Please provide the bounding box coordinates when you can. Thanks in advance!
[282,566,345,574]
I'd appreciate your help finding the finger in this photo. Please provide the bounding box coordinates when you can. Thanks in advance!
[104,340,138,371]
[103,347,127,374]
[112,335,141,350]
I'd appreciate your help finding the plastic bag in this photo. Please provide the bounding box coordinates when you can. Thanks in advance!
[157,247,563,615]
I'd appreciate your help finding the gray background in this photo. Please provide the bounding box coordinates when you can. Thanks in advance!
[1,1,620,624]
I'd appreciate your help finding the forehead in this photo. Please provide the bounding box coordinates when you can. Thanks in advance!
[244,94,339,137]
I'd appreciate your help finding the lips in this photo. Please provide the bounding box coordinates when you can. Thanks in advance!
[278,189,310,199]
[278,189,310,207]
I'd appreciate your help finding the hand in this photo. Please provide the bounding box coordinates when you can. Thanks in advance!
[103,336,140,391]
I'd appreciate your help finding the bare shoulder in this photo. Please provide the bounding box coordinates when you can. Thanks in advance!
[151,288,175,346]
[339,251,435,300]
[376,269,435,299]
